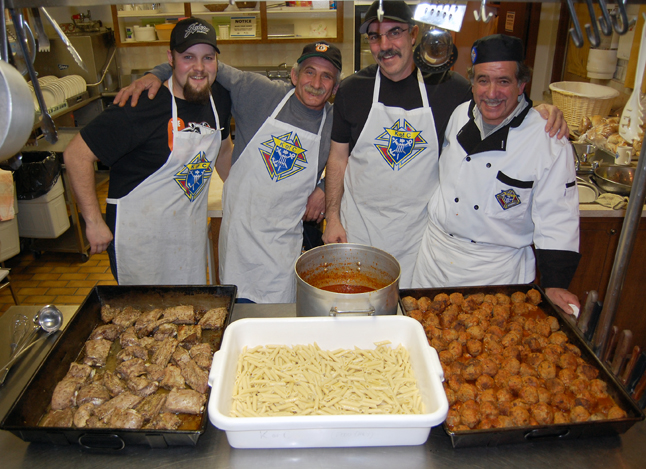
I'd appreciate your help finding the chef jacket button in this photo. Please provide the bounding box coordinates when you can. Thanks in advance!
[486,163,491,168]
[471,240,476,243]
[454,198,459,203]
[474,205,479,210]
[466,156,471,162]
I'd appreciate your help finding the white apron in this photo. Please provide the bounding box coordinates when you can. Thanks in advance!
[219,89,324,302]
[107,77,221,285]
[341,68,438,287]
[413,212,535,287]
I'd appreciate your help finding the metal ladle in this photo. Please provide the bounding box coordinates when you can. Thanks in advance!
[420,27,453,67]
[0,306,63,384]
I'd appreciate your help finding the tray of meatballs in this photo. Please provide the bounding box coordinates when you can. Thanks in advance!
[0,285,235,448]
[399,284,644,448]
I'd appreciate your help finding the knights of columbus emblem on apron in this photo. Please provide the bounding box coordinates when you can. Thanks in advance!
[174,151,213,202]
[260,131,307,181]
[495,189,522,210]
[374,119,427,170]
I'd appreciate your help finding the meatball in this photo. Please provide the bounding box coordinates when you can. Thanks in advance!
[523,318,537,333]
[483,336,503,355]
[511,302,528,316]
[558,369,578,387]
[537,360,557,380]
[479,388,497,403]
[589,379,608,397]
[543,344,564,364]
[509,315,526,327]
[537,387,552,404]
[495,293,511,305]
[473,308,491,322]
[477,419,494,430]
[479,400,499,420]
[534,319,552,338]
[506,322,524,336]
[442,328,458,343]
[565,343,582,357]
[466,325,485,341]
[546,316,560,332]
[417,296,432,312]
[507,375,523,395]
[408,310,423,322]
[558,352,578,370]
[549,331,569,347]
[525,352,545,367]
[426,324,443,341]
[570,405,591,422]
[519,363,537,377]
[476,374,495,392]
[446,408,461,427]
[577,363,599,380]
[607,406,627,420]
[510,291,526,304]
[441,310,458,329]
[491,415,515,428]
[466,339,483,357]
[519,386,539,405]
[429,300,446,314]
[530,402,554,425]
[496,388,513,404]
[444,386,457,406]
[501,332,521,348]
[448,340,463,360]
[553,411,570,424]
[422,312,440,328]
[569,377,590,395]
[483,294,497,305]
[465,293,485,308]
[502,345,521,361]
[431,338,447,352]
[493,305,511,322]
[449,292,465,306]
[545,378,565,394]
[522,376,540,388]
[501,357,521,375]
[448,374,466,392]
[551,392,575,411]
[480,358,499,377]
[487,325,505,338]
[458,313,478,328]
[494,370,512,389]
[439,350,454,365]
[462,360,483,381]
[457,383,477,403]
[526,289,542,305]
[459,405,481,429]
[446,361,465,377]
[574,390,597,411]
[457,330,469,346]
[510,406,531,426]
[401,296,418,312]
[523,334,543,352]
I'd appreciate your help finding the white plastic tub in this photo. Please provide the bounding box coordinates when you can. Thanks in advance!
[207,316,448,449]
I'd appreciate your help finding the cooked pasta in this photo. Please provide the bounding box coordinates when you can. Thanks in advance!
[230,341,424,417]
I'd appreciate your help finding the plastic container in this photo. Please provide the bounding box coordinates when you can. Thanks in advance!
[155,23,174,41]
[17,178,70,238]
[208,316,448,449]
[134,25,157,42]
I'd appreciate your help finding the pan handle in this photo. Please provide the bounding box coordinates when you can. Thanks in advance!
[524,428,570,440]
[78,433,126,450]
[329,306,375,316]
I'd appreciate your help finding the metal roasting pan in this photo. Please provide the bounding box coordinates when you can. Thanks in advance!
[0,285,236,449]
[399,284,644,448]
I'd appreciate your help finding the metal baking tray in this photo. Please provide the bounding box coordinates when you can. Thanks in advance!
[0,285,236,449]
[399,284,644,448]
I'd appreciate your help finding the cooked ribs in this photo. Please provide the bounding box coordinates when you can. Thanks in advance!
[76,382,111,406]
[127,376,159,397]
[172,348,208,394]
[171,345,191,366]
[164,388,207,415]
[190,343,213,371]
[198,307,227,330]
[115,358,146,381]
[73,403,95,428]
[101,304,119,323]
[51,379,83,410]
[65,362,94,382]
[103,371,128,397]
[151,338,178,367]
[136,394,167,423]
[138,317,172,338]
[120,327,140,348]
[177,325,202,347]
[108,409,144,429]
[154,323,178,341]
[134,309,163,334]
[163,305,195,325]
[151,412,182,430]
[160,364,185,390]
[112,306,142,329]
[116,345,148,362]
[83,338,113,367]
[95,392,144,421]
[40,408,75,427]
[146,363,166,382]
[89,324,122,341]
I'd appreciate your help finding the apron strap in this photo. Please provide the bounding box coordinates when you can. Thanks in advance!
[270,89,296,119]
[373,67,430,108]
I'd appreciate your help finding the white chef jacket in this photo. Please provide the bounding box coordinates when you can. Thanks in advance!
[412,100,579,288]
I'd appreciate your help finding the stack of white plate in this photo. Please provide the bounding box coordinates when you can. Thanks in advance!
[28,75,87,112]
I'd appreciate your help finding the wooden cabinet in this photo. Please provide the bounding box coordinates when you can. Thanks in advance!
[569,217,646,349]
[111,2,343,47]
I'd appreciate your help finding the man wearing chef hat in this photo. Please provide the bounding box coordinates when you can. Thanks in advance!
[412,34,581,314]
[64,18,232,285]
[115,41,342,302]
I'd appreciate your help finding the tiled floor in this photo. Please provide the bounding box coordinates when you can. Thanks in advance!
[0,176,114,316]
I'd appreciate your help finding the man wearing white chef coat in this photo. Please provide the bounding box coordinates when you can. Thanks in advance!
[64,18,232,285]
[412,35,581,313]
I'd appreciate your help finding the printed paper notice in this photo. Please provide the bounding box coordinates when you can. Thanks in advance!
[231,16,256,37]
[505,12,515,32]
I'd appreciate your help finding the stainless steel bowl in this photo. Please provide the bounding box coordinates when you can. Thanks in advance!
[592,165,634,196]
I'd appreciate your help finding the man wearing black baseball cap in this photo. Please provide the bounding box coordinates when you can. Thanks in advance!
[323,1,569,289]
[413,34,581,316]
[64,17,232,285]
[115,40,343,302]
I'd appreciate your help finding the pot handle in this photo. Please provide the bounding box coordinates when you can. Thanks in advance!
[329,306,375,316]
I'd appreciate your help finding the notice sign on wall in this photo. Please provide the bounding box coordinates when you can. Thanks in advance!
[505,12,515,32]
[231,16,257,37]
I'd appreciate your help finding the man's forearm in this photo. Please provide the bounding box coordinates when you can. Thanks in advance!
[325,140,350,222]
[150,63,172,82]
[63,135,103,224]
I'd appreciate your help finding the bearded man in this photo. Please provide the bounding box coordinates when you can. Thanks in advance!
[64,18,232,285]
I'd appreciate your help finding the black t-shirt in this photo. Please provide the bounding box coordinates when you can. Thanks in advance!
[81,83,231,199]
[331,65,472,152]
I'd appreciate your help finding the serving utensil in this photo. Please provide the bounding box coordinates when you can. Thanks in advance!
[619,15,646,144]
[39,7,87,73]
[30,8,50,53]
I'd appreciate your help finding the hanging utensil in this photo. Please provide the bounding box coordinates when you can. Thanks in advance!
[30,8,50,53]
[596,0,613,36]
[619,14,646,144]
[610,329,633,376]
[584,0,602,48]
[566,0,585,48]
[7,4,57,145]
[611,0,630,35]
[39,7,88,73]
[622,345,641,385]
[1,0,9,62]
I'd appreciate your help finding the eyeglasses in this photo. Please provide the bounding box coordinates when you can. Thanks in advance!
[366,27,409,44]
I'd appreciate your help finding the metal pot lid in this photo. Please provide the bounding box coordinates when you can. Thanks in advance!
[414,42,458,74]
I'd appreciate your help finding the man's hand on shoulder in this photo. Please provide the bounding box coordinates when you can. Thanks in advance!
[113,74,163,107]
[535,103,569,139]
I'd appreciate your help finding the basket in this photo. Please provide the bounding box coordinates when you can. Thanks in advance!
[236,2,257,9]
[549,81,619,132]
[204,3,229,12]
[154,23,174,41]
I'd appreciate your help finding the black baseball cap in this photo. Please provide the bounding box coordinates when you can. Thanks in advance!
[471,34,525,65]
[359,1,414,34]
[170,17,220,54]
[297,41,342,71]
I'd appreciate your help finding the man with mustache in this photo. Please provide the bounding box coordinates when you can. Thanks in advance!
[64,18,231,285]
[413,35,581,314]
[115,42,342,302]
[323,1,567,288]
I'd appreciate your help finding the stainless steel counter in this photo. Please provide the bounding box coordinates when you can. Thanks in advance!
[1,303,645,468]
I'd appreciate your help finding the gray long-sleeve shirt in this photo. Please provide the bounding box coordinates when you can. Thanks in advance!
[151,62,330,190]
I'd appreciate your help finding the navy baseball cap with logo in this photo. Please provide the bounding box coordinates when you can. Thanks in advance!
[297,41,342,71]
[170,17,220,54]
[359,1,414,34]
[471,34,524,65]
